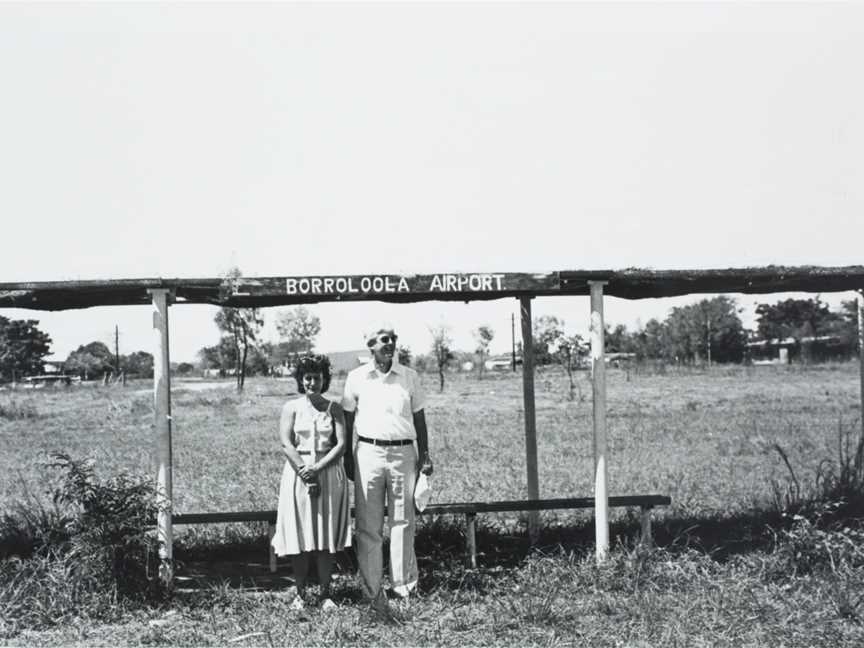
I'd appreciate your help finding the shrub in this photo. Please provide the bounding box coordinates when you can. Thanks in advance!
[0,453,170,636]
[767,504,864,579]
[47,453,169,601]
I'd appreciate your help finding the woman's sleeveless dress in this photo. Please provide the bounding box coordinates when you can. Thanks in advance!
[271,398,352,556]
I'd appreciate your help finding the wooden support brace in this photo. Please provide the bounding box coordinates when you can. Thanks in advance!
[640,505,653,548]
[466,512,477,569]
[268,523,277,573]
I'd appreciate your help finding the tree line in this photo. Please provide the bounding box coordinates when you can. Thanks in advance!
[1,288,860,387]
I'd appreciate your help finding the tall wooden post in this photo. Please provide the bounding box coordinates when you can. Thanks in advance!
[589,281,609,562]
[148,289,173,585]
[511,313,517,372]
[859,292,864,444]
[519,296,540,543]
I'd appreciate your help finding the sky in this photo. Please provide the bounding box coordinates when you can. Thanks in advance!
[1,2,862,363]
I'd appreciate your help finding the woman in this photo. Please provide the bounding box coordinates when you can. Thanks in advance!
[272,354,351,610]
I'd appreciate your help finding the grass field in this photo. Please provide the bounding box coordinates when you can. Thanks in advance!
[1,363,863,646]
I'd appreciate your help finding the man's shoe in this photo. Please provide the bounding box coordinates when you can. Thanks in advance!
[370,590,390,615]
[320,597,337,612]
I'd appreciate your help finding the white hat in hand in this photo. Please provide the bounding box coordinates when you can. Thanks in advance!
[414,473,432,513]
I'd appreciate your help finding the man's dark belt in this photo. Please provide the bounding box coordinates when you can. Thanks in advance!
[358,436,414,447]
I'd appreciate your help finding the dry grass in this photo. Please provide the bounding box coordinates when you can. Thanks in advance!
[1,364,863,645]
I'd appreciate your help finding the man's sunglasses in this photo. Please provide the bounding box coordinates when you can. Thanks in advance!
[370,334,398,346]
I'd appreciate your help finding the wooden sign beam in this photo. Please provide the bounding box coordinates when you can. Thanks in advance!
[219,272,562,306]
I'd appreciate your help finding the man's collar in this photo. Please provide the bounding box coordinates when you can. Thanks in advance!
[366,358,402,376]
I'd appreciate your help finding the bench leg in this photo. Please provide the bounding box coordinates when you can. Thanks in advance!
[465,513,477,569]
[268,522,277,573]
[640,506,653,549]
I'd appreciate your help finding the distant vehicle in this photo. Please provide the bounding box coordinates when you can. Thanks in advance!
[485,355,522,371]
[21,374,75,387]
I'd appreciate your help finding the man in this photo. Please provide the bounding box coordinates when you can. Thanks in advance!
[342,323,434,604]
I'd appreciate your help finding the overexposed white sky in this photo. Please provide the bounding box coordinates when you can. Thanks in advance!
[1,2,862,362]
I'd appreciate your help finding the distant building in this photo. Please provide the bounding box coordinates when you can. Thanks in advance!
[326,349,372,374]
[42,357,65,375]
[746,334,850,364]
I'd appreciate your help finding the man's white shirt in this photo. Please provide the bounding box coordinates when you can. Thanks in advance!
[341,360,426,441]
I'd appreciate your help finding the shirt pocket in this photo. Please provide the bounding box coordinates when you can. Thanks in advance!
[385,385,411,417]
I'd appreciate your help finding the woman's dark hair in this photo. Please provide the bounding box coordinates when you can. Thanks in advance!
[294,354,332,394]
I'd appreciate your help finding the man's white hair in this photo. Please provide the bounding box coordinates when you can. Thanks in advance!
[364,322,397,346]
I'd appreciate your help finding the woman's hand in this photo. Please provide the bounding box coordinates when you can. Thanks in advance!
[297,464,319,483]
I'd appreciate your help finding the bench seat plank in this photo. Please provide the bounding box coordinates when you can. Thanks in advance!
[172,495,670,525]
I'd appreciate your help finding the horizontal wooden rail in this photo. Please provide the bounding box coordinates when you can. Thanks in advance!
[171,495,671,572]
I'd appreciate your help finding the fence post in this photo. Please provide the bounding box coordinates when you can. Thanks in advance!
[519,296,540,544]
[589,281,609,562]
[148,288,174,586]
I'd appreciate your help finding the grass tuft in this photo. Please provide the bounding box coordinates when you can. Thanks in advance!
[0,398,39,420]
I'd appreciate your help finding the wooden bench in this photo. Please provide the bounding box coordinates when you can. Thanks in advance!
[173,494,670,572]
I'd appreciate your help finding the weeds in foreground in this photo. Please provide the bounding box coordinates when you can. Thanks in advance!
[770,416,864,518]
[0,454,169,636]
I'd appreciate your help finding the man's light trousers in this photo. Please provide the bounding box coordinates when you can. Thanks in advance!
[354,442,418,599]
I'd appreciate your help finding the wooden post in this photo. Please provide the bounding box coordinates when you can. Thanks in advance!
[511,313,517,372]
[589,281,609,562]
[149,289,174,585]
[466,513,477,569]
[859,292,864,444]
[268,523,277,573]
[640,506,653,549]
[519,296,540,544]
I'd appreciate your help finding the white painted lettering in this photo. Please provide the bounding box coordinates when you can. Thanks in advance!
[430,275,443,291]
[298,279,310,294]
[398,277,409,292]
[385,276,397,292]
[311,278,322,293]
[469,274,482,290]
[493,274,505,290]
[372,276,384,292]
[361,277,372,292]
[481,275,493,291]
[347,278,359,293]
[323,278,335,292]
[447,275,458,291]
[335,278,347,292]
[286,279,298,294]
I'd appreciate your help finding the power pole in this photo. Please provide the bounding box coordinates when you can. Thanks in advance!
[511,312,517,372]
[706,313,712,368]
[115,325,121,375]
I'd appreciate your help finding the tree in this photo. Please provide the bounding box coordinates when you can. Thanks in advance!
[557,333,588,400]
[397,345,412,366]
[121,351,154,378]
[198,337,237,376]
[605,323,636,354]
[246,342,272,377]
[532,315,564,365]
[175,362,196,376]
[838,299,860,353]
[215,309,263,390]
[755,297,845,363]
[0,316,52,381]
[429,325,454,392]
[473,325,494,379]
[275,306,321,358]
[216,267,264,391]
[666,296,746,364]
[636,318,669,361]
[65,341,114,380]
